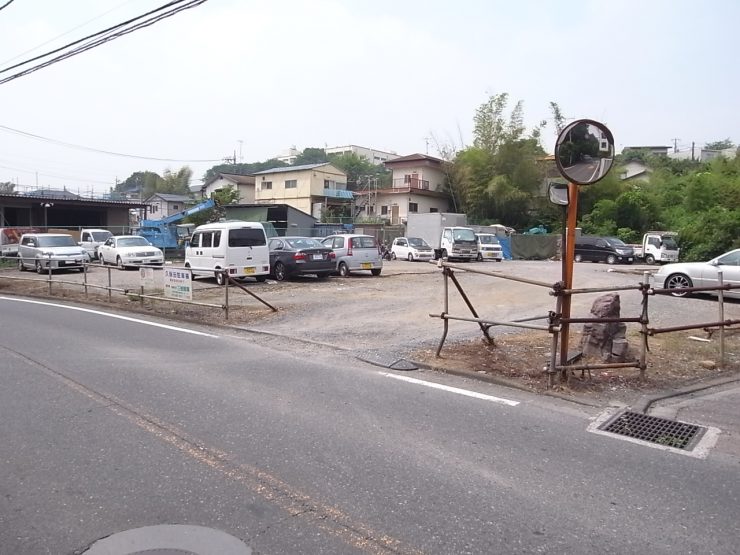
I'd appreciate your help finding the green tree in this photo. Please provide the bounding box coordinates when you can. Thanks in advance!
[202,159,287,183]
[0,181,15,193]
[184,186,240,226]
[293,147,328,166]
[116,171,163,195]
[705,138,734,150]
[329,152,389,190]
[156,167,192,196]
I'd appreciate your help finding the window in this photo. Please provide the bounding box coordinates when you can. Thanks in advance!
[285,179,297,189]
[262,181,272,190]
[430,207,439,213]
[381,206,388,215]
[189,233,200,248]
[172,204,179,211]
[228,228,266,247]
[201,232,213,248]
[409,202,418,213]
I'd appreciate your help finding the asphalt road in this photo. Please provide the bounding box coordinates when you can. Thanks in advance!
[1,296,739,554]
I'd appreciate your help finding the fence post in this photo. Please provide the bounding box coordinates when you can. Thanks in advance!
[224,271,229,321]
[718,270,725,368]
[640,272,650,380]
[107,266,112,302]
[84,261,88,298]
[47,253,52,295]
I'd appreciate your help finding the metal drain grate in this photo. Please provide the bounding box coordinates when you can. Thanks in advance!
[599,411,706,451]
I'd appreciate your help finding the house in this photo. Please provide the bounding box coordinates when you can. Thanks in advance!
[252,163,352,220]
[325,145,399,166]
[619,160,652,182]
[144,193,191,220]
[355,153,451,225]
[200,172,256,203]
[622,145,672,156]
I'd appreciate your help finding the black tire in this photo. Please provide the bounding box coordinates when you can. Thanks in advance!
[116,256,125,270]
[338,262,350,277]
[215,270,226,286]
[78,266,85,273]
[606,254,617,265]
[665,273,693,297]
[371,268,382,276]
[408,253,414,262]
[645,254,656,265]
[35,260,44,274]
[391,252,397,260]
[441,249,448,260]
[316,272,331,280]
[99,254,105,265]
[273,262,287,281]
[477,252,483,262]
[255,275,267,282]
[574,254,583,262]
[17,258,25,271]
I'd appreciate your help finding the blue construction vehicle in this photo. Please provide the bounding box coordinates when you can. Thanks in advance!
[136,198,216,249]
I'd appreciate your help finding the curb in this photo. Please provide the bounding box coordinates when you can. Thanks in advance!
[632,373,740,414]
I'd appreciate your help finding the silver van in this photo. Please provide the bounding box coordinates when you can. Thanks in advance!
[17,233,87,273]
[321,234,383,277]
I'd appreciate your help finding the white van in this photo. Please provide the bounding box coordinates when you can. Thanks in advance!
[185,221,270,285]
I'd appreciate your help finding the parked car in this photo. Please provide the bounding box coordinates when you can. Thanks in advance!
[475,233,503,262]
[653,248,740,298]
[98,235,164,269]
[321,234,383,276]
[17,232,87,273]
[574,236,634,264]
[268,236,335,281]
[391,236,434,262]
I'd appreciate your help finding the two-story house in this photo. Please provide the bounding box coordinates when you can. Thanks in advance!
[252,163,352,220]
[355,153,451,224]
[201,172,257,203]
[144,193,191,220]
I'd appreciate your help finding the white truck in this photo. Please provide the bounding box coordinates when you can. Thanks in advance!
[632,231,680,264]
[406,212,478,261]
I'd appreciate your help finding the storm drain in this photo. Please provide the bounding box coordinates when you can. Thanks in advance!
[598,411,706,451]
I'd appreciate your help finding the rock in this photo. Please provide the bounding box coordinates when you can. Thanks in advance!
[699,360,717,370]
[579,293,631,362]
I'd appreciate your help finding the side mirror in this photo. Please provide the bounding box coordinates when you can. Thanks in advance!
[555,119,615,185]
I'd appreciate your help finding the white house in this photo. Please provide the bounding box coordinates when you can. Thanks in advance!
[355,153,451,224]
[325,145,399,166]
[144,193,191,220]
[200,173,256,203]
[252,163,352,220]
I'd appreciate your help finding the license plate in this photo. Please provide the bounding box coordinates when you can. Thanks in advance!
[361,262,372,269]
[628,258,633,262]
[244,267,255,274]
[312,254,323,260]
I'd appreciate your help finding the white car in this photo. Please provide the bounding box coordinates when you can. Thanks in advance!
[653,248,740,298]
[391,236,435,261]
[98,235,164,269]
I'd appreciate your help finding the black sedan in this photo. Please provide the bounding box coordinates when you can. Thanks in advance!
[268,237,336,281]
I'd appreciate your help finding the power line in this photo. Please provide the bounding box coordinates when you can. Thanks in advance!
[0,0,16,13]
[0,0,209,85]
[0,123,222,162]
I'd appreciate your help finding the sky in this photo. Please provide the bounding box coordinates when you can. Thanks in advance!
[0,0,738,195]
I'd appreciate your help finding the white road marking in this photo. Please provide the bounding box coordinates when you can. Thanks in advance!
[379,372,520,406]
[0,296,219,337]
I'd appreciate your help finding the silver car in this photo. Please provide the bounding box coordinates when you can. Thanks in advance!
[321,234,383,277]
[654,248,740,298]
[17,233,87,274]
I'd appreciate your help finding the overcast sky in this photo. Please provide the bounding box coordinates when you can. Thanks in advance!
[0,0,737,194]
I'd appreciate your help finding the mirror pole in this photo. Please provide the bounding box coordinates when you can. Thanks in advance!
[559,182,579,380]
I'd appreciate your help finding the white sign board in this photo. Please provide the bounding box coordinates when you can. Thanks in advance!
[139,267,155,286]
[163,268,192,301]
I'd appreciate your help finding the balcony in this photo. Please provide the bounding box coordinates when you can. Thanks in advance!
[392,177,429,190]
[321,188,354,200]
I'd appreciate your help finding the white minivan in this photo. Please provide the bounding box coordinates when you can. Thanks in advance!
[185,221,270,285]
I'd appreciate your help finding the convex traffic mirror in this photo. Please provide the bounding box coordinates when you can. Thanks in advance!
[555,119,614,185]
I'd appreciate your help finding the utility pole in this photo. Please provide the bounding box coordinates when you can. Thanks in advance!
[237,140,244,163]
[671,138,680,154]
[691,141,695,161]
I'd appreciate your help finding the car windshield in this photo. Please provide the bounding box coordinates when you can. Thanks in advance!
[285,238,324,249]
[118,237,150,247]
[91,231,112,241]
[605,237,627,247]
[477,235,499,245]
[408,237,431,248]
[37,236,76,247]
[350,236,377,249]
[453,229,476,241]
[661,236,678,249]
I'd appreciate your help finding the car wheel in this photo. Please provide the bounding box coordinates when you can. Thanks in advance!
[215,270,226,286]
[316,272,331,280]
[99,254,105,265]
[477,252,483,262]
[35,260,44,274]
[645,254,656,265]
[606,254,617,265]
[665,273,693,297]
[116,256,125,270]
[391,252,397,260]
[441,249,448,260]
[574,254,583,262]
[17,258,25,271]
[408,253,414,262]
[255,275,267,282]
[273,262,287,281]
[338,262,350,277]
[371,268,382,276]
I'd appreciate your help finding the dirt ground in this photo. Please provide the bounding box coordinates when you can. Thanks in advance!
[2,259,738,404]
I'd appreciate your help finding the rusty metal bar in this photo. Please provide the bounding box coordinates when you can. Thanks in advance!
[447,268,494,345]
[228,278,278,312]
[429,313,551,331]
[651,283,740,295]
[224,271,230,320]
[554,361,641,371]
[123,290,222,309]
[718,271,725,368]
[440,262,555,289]
[639,272,650,380]
[562,316,644,324]
[435,266,450,357]
[648,319,740,335]
[556,284,644,295]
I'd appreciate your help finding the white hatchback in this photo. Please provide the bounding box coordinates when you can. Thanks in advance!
[391,236,435,262]
[321,234,383,277]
